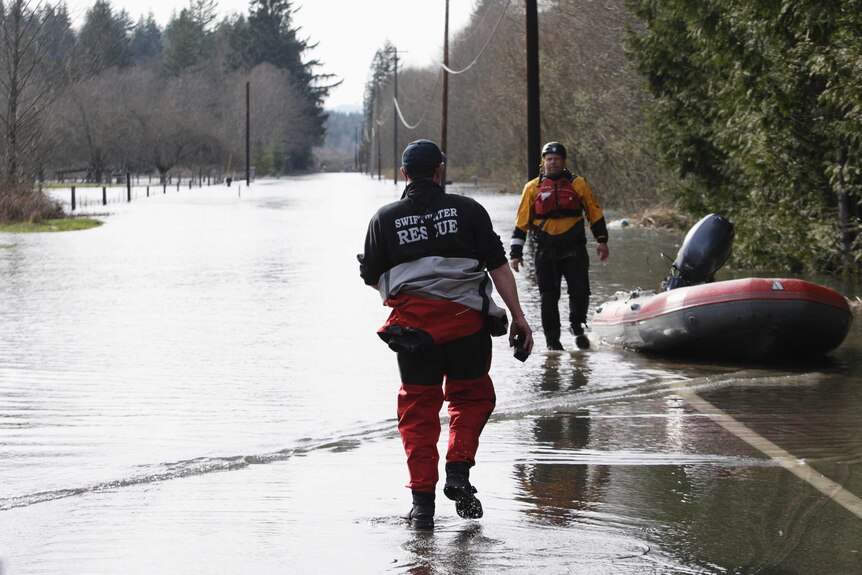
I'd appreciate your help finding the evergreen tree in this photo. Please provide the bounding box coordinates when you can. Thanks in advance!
[244,0,308,74]
[229,0,333,170]
[360,43,394,174]
[129,14,162,65]
[77,0,131,74]
[189,0,217,32]
[625,0,861,272]
[38,4,75,77]
[163,8,209,76]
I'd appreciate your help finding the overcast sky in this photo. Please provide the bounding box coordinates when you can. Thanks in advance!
[65,0,477,111]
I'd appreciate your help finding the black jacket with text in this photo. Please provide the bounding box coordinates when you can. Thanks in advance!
[359,180,507,285]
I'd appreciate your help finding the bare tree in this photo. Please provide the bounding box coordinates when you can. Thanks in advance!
[51,70,132,182]
[119,68,221,181]
[0,0,72,187]
[538,0,663,210]
[219,63,315,174]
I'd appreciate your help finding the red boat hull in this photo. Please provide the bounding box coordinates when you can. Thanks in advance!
[591,278,853,358]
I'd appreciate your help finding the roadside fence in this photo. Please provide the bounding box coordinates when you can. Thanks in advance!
[49,173,244,212]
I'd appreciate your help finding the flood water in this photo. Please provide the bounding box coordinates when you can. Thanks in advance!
[1,173,860,574]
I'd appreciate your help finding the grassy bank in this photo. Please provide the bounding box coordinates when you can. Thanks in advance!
[0,218,102,233]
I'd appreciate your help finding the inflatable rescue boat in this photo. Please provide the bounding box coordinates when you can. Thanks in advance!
[591,215,853,359]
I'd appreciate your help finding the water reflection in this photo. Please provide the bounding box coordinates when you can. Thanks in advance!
[535,353,589,394]
[502,315,862,572]
[401,524,486,575]
[401,531,437,575]
[514,410,606,528]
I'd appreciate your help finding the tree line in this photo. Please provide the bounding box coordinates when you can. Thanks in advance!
[0,0,332,223]
[360,0,860,274]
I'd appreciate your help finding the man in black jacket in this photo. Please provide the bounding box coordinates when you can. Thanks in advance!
[359,139,533,530]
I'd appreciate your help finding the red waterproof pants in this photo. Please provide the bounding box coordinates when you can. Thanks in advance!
[396,328,496,492]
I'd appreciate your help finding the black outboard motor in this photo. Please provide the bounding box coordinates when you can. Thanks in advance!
[664,214,734,290]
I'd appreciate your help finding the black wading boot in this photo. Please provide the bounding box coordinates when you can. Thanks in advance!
[443,462,483,519]
[546,339,565,351]
[546,326,564,351]
[570,324,590,350]
[406,490,435,530]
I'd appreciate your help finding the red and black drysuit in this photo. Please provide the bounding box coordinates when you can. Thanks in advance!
[358,179,509,493]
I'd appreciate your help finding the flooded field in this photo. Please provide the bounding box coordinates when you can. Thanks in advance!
[0,173,860,574]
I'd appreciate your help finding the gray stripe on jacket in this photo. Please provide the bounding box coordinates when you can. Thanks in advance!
[378,256,507,322]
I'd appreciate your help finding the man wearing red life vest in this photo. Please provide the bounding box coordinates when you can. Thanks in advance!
[510,142,609,350]
[359,139,534,530]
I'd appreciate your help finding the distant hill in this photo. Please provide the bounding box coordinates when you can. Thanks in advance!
[315,110,362,171]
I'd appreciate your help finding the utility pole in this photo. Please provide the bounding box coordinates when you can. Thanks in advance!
[391,47,399,185]
[376,125,382,179]
[375,78,382,179]
[525,0,541,181]
[441,0,450,191]
[245,81,251,187]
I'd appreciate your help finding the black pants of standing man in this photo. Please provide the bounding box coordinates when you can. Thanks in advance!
[534,244,590,347]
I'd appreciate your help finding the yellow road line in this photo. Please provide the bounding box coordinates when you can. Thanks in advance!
[675,386,862,520]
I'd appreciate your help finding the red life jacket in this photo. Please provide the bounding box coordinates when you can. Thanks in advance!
[532,175,582,219]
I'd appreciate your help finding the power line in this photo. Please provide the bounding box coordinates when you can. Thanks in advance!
[450,0,496,43]
[380,0,512,132]
[392,69,443,130]
[437,0,512,75]
[395,68,443,106]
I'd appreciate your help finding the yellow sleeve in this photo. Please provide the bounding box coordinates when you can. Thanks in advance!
[515,178,539,232]
[574,177,605,228]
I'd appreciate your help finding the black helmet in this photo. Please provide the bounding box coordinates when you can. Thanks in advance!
[541,141,566,158]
